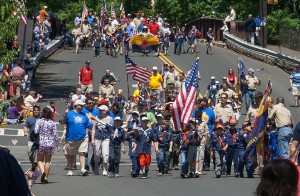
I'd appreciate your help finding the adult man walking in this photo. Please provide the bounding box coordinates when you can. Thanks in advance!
[101,69,116,85]
[60,100,89,176]
[245,14,256,45]
[79,61,93,94]
[268,97,294,159]
[245,68,261,112]
[214,93,234,127]
[149,66,163,95]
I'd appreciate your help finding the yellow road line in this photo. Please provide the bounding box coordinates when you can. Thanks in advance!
[158,52,183,73]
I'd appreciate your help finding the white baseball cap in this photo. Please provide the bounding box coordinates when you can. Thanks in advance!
[114,116,122,121]
[153,66,158,70]
[74,100,85,106]
[98,105,108,111]
[132,111,140,116]
[211,76,215,79]
[141,117,149,121]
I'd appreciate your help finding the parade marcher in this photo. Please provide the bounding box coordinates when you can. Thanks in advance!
[205,76,219,106]
[214,93,234,127]
[226,68,237,90]
[72,87,86,103]
[225,118,240,176]
[163,32,170,56]
[194,110,209,175]
[34,107,60,184]
[93,34,101,57]
[101,69,116,85]
[245,68,261,112]
[149,92,160,114]
[108,116,125,178]
[72,24,82,54]
[174,31,183,55]
[212,124,228,178]
[289,68,300,107]
[216,83,236,104]
[125,110,141,177]
[176,123,191,178]
[23,105,41,195]
[99,79,115,104]
[163,65,177,98]
[232,95,242,121]
[108,103,122,120]
[206,28,214,55]
[60,100,89,176]
[139,100,157,125]
[238,121,254,178]
[175,72,186,93]
[156,120,173,176]
[78,60,93,94]
[132,117,156,179]
[91,105,113,175]
[82,98,100,172]
[245,91,263,125]
[268,97,294,159]
[113,89,126,118]
[191,98,215,171]
[149,66,163,95]
[290,121,300,163]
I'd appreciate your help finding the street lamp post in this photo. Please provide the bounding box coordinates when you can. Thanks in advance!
[259,0,267,48]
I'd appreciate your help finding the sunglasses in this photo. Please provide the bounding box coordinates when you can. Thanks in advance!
[33,110,40,112]
[221,97,227,99]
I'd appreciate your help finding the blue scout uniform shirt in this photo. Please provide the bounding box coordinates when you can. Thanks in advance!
[187,130,201,146]
[157,130,173,149]
[125,132,137,156]
[108,110,122,120]
[176,131,191,150]
[127,117,141,131]
[113,96,126,109]
[238,129,252,150]
[149,99,160,112]
[192,107,215,134]
[135,127,154,155]
[94,38,101,48]
[117,31,124,42]
[82,107,100,130]
[109,125,125,145]
[225,128,240,147]
[152,122,162,139]
[211,132,227,154]
[290,72,300,87]
[65,110,89,141]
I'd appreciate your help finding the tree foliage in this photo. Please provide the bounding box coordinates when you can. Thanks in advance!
[0,1,21,64]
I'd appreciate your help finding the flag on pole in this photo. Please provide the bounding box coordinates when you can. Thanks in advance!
[81,2,88,22]
[171,58,199,130]
[237,57,248,97]
[151,0,155,13]
[100,0,106,27]
[125,55,152,83]
[245,79,272,157]
[111,2,116,18]
[12,0,27,25]
[120,2,123,11]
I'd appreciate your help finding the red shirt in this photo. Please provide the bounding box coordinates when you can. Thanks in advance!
[80,67,93,85]
[226,74,236,85]
[148,23,160,35]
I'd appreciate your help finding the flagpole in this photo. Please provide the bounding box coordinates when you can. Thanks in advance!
[126,73,130,98]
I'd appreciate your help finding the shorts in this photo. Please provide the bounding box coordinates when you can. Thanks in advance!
[139,154,151,167]
[292,86,300,96]
[80,84,93,93]
[64,136,88,156]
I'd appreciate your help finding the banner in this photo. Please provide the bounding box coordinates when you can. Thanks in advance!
[130,35,159,53]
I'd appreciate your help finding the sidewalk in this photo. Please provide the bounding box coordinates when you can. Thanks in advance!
[267,44,300,60]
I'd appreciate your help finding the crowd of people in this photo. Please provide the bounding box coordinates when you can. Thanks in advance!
[0,5,298,196]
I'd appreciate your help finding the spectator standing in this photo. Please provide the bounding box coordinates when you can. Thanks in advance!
[39,6,48,22]
[78,61,93,94]
[289,68,300,107]
[245,14,256,45]
[11,61,26,97]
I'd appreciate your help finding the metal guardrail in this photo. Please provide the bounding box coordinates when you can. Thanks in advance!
[224,33,300,71]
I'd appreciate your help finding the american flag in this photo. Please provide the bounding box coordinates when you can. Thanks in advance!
[81,2,88,22]
[100,0,106,27]
[125,55,152,83]
[12,0,27,25]
[111,2,115,18]
[171,58,199,130]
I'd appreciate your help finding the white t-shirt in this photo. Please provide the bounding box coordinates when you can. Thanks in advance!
[24,95,36,108]
[230,9,236,21]
[72,94,86,103]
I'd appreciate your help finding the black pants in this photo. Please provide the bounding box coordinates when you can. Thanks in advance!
[203,137,212,169]
[174,43,181,54]
[95,47,100,56]
[108,143,121,174]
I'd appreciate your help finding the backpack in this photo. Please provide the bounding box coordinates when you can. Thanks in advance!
[195,31,201,38]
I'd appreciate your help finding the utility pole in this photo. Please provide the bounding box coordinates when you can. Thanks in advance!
[259,0,267,48]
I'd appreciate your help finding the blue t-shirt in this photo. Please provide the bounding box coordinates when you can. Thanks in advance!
[25,116,40,134]
[191,107,215,134]
[65,110,89,141]
[290,72,300,87]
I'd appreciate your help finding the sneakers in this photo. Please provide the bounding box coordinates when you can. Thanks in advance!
[234,173,239,177]
[81,169,88,176]
[115,174,120,178]
[220,25,225,31]
[142,173,147,179]
[174,166,179,170]
[194,173,200,178]
[180,173,185,178]
[94,165,99,175]
[215,169,221,178]
[108,172,115,178]
[103,169,108,176]
[67,170,73,176]
[157,172,162,176]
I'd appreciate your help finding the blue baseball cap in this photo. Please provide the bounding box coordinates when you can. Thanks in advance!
[248,68,255,73]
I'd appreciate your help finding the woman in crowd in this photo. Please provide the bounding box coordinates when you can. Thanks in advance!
[226,68,237,90]
[34,107,60,184]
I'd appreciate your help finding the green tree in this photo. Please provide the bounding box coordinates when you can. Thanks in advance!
[0,1,21,64]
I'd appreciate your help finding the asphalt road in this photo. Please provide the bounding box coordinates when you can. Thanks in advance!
[2,43,298,196]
